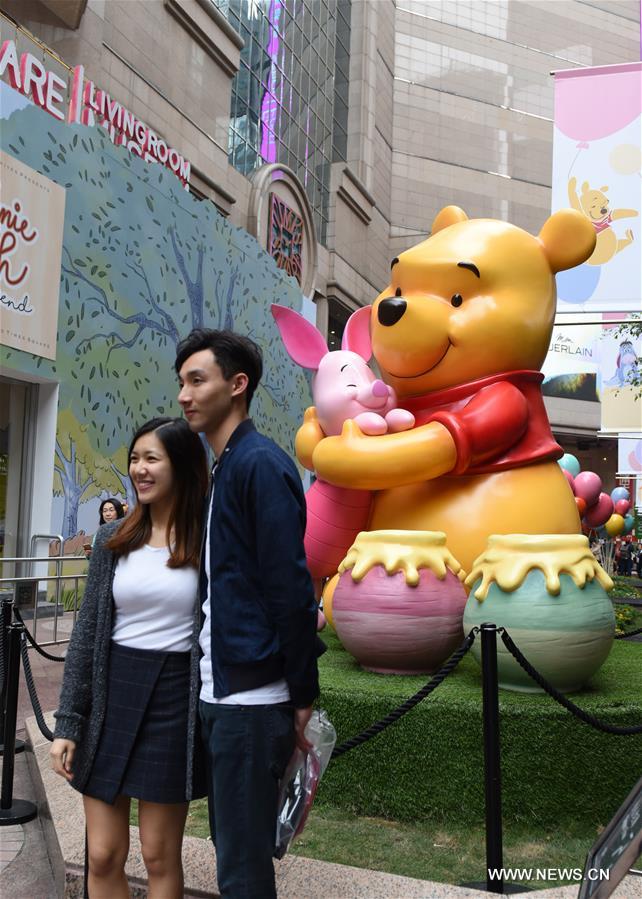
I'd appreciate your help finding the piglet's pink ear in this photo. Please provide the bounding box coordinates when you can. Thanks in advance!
[342,305,372,361]
[271,304,328,370]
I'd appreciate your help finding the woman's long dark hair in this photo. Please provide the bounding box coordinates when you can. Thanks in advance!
[99,497,125,524]
[107,417,209,568]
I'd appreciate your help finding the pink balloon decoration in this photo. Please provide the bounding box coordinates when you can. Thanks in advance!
[562,469,576,493]
[614,499,631,516]
[583,493,614,529]
[574,471,602,508]
[555,68,641,143]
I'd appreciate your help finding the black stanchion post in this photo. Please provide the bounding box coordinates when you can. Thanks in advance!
[481,622,504,895]
[84,826,90,898]
[0,597,11,746]
[0,599,24,756]
[0,624,37,825]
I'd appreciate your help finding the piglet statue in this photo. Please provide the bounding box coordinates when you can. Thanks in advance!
[271,304,414,578]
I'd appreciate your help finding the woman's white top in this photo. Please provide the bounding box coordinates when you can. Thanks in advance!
[111,545,198,652]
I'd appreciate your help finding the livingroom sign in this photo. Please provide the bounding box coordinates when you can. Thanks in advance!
[0,37,191,188]
[0,150,65,360]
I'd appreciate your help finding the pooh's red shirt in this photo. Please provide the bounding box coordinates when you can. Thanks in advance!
[402,371,562,475]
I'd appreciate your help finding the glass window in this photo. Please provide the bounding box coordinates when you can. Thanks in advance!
[0,378,39,562]
[223,0,349,247]
[326,299,352,351]
[332,0,351,163]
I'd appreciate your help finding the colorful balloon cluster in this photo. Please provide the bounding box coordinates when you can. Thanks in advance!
[558,454,635,538]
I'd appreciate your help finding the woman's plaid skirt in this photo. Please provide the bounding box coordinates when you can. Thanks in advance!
[82,642,192,804]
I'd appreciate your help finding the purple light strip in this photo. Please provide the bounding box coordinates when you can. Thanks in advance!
[303,103,310,186]
[260,0,282,163]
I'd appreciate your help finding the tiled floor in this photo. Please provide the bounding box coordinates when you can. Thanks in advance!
[0,749,58,898]
[0,824,25,872]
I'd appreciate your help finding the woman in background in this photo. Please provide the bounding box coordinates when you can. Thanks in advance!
[84,498,125,558]
[51,417,209,899]
[99,497,125,525]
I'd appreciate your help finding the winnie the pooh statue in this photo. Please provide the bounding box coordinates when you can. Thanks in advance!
[296,206,597,577]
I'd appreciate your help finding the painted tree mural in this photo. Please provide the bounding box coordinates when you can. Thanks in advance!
[1,106,311,538]
[53,410,102,538]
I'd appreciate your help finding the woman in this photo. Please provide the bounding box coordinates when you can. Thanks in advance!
[51,418,209,899]
[84,498,126,558]
[99,497,125,525]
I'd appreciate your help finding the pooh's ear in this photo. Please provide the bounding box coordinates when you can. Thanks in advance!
[431,206,468,235]
[600,185,609,193]
[581,181,589,193]
[538,209,596,274]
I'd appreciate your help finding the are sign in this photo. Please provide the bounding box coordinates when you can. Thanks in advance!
[0,37,190,188]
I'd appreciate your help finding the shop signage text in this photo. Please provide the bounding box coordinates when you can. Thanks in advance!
[0,199,37,315]
[0,39,190,188]
[550,336,593,357]
[0,151,65,361]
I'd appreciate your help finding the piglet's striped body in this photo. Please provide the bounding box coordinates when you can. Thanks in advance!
[304,480,372,578]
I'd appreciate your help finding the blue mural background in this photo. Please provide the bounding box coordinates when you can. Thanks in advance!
[1,99,310,540]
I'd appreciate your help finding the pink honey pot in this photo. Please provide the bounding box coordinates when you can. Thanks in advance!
[332,530,468,674]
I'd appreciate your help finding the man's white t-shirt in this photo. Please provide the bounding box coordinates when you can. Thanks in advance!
[199,468,290,705]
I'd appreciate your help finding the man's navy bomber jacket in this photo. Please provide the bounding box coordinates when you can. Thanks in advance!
[200,419,324,709]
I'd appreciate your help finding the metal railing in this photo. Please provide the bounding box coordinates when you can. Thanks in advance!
[0,552,88,647]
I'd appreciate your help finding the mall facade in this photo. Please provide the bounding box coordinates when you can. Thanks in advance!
[0,0,639,554]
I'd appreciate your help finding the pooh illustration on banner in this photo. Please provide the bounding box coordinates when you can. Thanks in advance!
[295,206,597,577]
[567,177,637,265]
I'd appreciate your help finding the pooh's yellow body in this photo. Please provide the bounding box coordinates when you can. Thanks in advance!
[297,207,597,575]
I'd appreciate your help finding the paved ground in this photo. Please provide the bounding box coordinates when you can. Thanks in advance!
[1,747,59,898]
[2,633,65,898]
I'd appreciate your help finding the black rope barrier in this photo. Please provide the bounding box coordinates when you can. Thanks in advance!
[0,599,9,704]
[13,607,66,663]
[331,629,477,759]
[0,632,4,703]
[19,634,55,742]
[500,629,642,736]
[615,626,642,639]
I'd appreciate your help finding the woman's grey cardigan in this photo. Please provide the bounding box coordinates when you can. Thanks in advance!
[53,520,202,799]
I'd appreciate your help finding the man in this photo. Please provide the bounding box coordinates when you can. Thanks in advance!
[619,539,631,577]
[176,329,321,898]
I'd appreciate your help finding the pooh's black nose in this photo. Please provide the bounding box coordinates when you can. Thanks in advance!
[378,298,407,326]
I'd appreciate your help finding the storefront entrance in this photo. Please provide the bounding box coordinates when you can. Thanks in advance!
[0,376,36,559]
[0,375,58,563]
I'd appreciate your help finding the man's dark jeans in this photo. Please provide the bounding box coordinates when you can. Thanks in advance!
[199,700,295,899]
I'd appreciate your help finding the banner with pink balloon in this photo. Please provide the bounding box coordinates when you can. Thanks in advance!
[552,62,641,312]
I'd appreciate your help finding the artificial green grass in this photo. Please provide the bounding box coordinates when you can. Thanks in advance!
[182,800,604,890]
[316,629,642,829]
[288,806,604,890]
